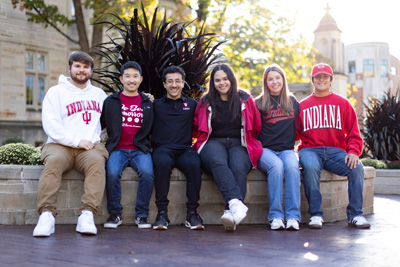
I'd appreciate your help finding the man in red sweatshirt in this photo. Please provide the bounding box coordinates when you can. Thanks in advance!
[296,63,370,229]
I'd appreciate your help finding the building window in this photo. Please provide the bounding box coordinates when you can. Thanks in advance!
[363,59,374,78]
[348,61,356,74]
[25,51,47,110]
[381,59,388,78]
[391,66,397,76]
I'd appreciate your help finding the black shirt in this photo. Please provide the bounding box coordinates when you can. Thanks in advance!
[151,95,197,149]
[211,100,241,138]
[258,95,299,151]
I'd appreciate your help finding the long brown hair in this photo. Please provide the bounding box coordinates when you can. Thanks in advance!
[202,64,241,122]
[255,63,294,116]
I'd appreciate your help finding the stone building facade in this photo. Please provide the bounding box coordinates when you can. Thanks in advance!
[0,0,85,146]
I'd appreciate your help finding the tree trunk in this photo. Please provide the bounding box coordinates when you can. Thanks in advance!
[90,22,103,82]
[72,0,89,52]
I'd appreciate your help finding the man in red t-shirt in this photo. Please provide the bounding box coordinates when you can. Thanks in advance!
[101,61,154,229]
[296,63,370,229]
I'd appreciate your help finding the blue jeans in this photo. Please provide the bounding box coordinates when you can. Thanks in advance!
[106,149,154,217]
[257,148,301,222]
[299,147,364,220]
[200,137,252,204]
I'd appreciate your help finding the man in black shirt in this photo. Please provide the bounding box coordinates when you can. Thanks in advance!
[151,66,204,230]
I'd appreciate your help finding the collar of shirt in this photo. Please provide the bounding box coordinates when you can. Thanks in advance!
[161,95,187,103]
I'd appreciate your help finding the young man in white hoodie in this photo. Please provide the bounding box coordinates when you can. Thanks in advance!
[33,52,109,237]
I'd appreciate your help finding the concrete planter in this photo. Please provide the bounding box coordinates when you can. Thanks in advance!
[0,165,375,225]
[374,169,400,195]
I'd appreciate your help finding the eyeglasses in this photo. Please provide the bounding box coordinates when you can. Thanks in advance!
[166,79,183,85]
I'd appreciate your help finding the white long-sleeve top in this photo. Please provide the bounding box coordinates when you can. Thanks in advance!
[42,75,107,148]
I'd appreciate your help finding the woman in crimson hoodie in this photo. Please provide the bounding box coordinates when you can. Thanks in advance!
[193,64,262,231]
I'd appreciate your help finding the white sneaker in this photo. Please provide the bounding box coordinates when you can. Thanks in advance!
[229,199,248,225]
[76,210,97,235]
[309,216,323,229]
[221,210,236,231]
[286,219,300,231]
[348,216,371,229]
[33,211,55,237]
[270,218,285,230]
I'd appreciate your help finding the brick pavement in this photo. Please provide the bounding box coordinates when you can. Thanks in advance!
[1,194,399,266]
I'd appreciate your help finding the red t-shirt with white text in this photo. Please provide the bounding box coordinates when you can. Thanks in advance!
[116,93,143,149]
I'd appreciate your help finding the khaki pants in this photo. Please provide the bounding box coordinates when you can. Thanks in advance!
[37,143,109,216]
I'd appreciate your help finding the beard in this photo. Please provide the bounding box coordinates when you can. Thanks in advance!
[70,72,90,85]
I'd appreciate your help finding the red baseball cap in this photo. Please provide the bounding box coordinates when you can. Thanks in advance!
[311,63,333,77]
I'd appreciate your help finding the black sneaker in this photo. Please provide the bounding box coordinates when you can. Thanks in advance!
[185,211,204,230]
[135,216,152,229]
[153,211,169,230]
[103,214,122,229]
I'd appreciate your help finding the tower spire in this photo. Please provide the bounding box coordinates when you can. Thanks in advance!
[325,3,331,13]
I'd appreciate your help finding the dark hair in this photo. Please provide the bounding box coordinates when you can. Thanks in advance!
[162,66,185,82]
[120,61,142,76]
[68,52,94,69]
[202,64,241,122]
[255,63,294,116]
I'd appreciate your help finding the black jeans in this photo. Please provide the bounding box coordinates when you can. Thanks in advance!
[152,146,202,213]
[199,137,252,204]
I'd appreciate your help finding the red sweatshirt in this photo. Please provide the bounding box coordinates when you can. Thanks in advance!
[295,92,363,156]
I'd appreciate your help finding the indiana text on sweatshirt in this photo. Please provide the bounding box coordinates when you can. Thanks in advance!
[42,75,107,148]
[296,92,363,156]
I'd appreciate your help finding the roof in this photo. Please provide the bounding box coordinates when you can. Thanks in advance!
[314,4,341,32]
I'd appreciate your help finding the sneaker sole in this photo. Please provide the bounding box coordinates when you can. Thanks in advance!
[153,225,168,230]
[103,221,122,229]
[185,221,204,230]
[286,226,299,231]
[221,217,236,231]
[33,230,54,237]
[76,227,97,235]
[33,226,55,237]
[270,226,285,230]
[309,224,322,229]
[137,224,152,229]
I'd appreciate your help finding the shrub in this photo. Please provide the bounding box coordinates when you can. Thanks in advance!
[0,143,43,165]
[387,160,400,169]
[360,158,387,169]
[363,89,400,162]
[94,4,225,99]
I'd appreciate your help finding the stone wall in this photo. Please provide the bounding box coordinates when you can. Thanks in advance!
[0,165,375,226]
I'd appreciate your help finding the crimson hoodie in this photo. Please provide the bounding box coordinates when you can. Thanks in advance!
[295,92,363,156]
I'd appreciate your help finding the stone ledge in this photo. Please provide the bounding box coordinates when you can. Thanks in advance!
[374,169,400,195]
[0,165,375,225]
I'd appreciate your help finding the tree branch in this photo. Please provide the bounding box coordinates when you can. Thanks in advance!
[31,5,79,44]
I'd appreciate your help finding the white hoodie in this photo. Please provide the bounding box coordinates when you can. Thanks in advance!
[42,75,107,147]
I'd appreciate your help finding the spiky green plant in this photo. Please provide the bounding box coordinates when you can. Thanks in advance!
[93,4,225,99]
[363,89,400,161]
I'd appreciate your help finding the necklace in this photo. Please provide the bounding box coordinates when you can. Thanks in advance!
[270,96,280,106]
